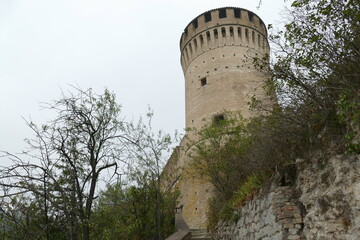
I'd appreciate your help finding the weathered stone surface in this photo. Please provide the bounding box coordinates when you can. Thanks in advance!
[297,154,360,240]
[216,152,360,240]
[214,183,287,239]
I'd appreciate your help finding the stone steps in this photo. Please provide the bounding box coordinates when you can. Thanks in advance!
[190,229,212,240]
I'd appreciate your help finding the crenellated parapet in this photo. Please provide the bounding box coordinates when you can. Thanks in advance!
[180,7,269,72]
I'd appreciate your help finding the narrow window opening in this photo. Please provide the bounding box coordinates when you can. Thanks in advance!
[189,43,193,55]
[214,29,218,39]
[258,34,261,47]
[185,48,190,62]
[200,34,204,45]
[248,12,254,22]
[234,9,241,18]
[229,27,234,37]
[193,39,198,52]
[213,114,225,124]
[192,19,198,28]
[219,9,227,18]
[252,31,255,43]
[200,77,207,86]
[221,27,226,38]
[245,29,249,42]
[238,27,242,39]
[206,31,211,41]
[204,12,212,22]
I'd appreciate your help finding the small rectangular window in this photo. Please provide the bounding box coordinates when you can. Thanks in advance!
[206,31,211,41]
[221,27,226,38]
[229,27,234,37]
[204,12,212,22]
[234,9,241,18]
[200,34,204,45]
[248,12,254,22]
[200,77,207,86]
[214,29,218,39]
[219,9,227,18]
[192,19,198,28]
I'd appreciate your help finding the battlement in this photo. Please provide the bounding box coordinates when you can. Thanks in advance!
[180,7,269,72]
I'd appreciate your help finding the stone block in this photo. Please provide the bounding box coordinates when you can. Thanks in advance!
[287,235,301,240]
[289,228,299,235]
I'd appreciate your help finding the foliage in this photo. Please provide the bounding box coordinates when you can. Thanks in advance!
[263,0,360,152]
[189,112,310,229]
[186,112,251,199]
[90,179,177,240]
[123,110,178,240]
[1,88,128,239]
[231,173,267,208]
[0,195,67,240]
[0,88,177,240]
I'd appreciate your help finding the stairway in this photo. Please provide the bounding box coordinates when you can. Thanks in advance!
[190,229,212,240]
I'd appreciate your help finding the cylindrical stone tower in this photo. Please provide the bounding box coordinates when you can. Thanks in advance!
[180,7,270,129]
[164,7,271,232]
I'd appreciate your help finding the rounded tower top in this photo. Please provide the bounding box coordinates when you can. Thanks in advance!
[180,7,268,72]
[179,7,270,129]
[180,7,267,50]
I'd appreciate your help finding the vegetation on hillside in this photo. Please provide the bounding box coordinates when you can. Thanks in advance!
[187,0,360,229]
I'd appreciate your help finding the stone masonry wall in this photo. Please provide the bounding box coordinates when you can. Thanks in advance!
[215,183,303,240]
[297,152,360,240]
[216,152,360,240]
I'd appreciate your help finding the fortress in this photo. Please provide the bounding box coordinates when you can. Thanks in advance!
[163,6,270,238]
[164,6,360,240]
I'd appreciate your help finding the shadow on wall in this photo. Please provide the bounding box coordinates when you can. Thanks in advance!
[166,209,191,240]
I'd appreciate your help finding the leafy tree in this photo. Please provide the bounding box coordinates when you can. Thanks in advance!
[123,111,178,240]
[0,88,179,240]
[90,178,177,240]
[0,88,132,239]
[186,112,251,199]
[262,0,360,152]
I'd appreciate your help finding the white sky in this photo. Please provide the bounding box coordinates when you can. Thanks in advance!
[0,0,287,156]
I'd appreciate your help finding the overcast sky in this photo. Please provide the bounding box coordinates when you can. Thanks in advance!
[0,0,287,155]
